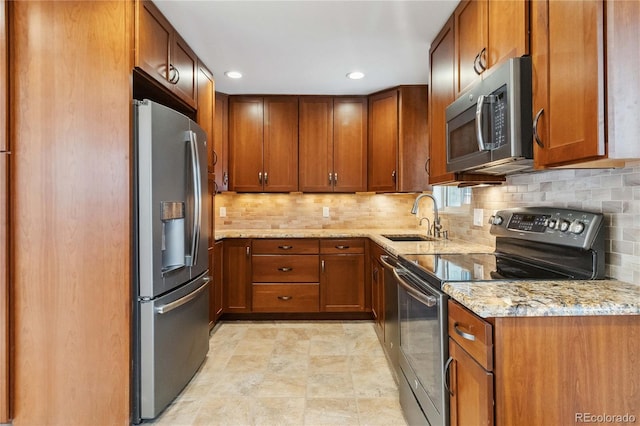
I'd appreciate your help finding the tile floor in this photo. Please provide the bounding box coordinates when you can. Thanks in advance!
[147,321,408,426]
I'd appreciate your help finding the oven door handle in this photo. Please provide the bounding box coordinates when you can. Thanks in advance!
[393,268,437,307]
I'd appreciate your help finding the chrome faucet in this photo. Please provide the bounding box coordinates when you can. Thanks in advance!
[411,193,443,238]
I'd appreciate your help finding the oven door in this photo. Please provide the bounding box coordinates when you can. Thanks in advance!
[396,267,448,426]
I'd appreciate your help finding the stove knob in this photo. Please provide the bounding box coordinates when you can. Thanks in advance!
[547,219,558,229]
[571,221,586,234]
[491,215,504,225]
[559,220,571,232]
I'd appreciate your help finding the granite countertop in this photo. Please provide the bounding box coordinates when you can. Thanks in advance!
[215,228,640,318]
[443,280,640,318]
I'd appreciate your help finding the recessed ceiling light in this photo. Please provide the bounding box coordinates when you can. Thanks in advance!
[346,71,365,80]
[225,71,242,79]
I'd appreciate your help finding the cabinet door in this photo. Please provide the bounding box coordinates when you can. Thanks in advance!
[0,154,7,423]
[397,86,428,192]
[214,92,229,192]
[333,97,367,192]
[532,0,605,168]
[171,32,197,108]
[487,0,528,69]
[196,63,215,173]
[455,0,487,96]
[368,90,398,192]
[223,239,252,313]
[320,254,365,312]
[449,339,494,426]
[299,96,333,192]
[263,96,298,192]
[213,241,223,321]
[228,97,264,192]
[370,254,384,341]
[136,0,172,90]
[428,16,457,185]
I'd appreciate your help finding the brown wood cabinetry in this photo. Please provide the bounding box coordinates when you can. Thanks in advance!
[10,1,131,424]
[448,300,640,425]
[454,0,528,96]
[532,0,640,168]
[196,62,215,173]
[447,300,494,426]
[0,0,7,421]
[214,92,229,192]
[228,96,299,192]
[252,239,320,313]
[299,96,367,192]
[320,239,366,312]
[368,86,429,193]
[223,239,252,313]
[209,241,223,327]
[135,0,197,108]
[370,243,385,341]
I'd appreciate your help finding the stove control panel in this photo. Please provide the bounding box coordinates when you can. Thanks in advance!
[490,207,604,250]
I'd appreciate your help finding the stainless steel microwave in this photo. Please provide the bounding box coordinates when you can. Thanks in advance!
[445,56,533,175]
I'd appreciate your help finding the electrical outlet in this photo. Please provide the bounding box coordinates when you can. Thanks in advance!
[219,207,227,217]
[473,208,483,226]
[322,206,330,218]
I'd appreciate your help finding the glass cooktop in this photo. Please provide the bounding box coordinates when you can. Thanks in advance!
[399,252,574,289]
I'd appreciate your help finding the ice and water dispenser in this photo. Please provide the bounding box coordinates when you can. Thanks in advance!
[161,201,186,273]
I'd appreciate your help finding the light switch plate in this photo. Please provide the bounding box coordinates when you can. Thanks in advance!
[219,207,227,217]
[473,208,483,226]
[322,206,330,218]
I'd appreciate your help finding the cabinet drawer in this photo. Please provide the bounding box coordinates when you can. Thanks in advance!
[252,239,319,254]
[448,300,493,370]
[252,255,319,282]
[320,238,365,254]
[252,283,319,312]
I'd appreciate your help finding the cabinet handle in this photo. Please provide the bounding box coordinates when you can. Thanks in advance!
[391,170,396,182]
[321,260,325,273]
[424,158,430,174]
[334,172,338,184]
[277,296,292,301]
[264,172,268,184]
[328,172,333,184]
[278,245,293,250]
[444,357,454,396]
[168,64,180,84]
[213,151,218,166]
[473,53,483,75]
[278,267,293,272]
[214,181,219,193]
[223,171,229,186]
[258,172,263,183]
[478,47,487,71]
[246,246,250,257]
[533,108,545,148]
[453,323,476,341]
[335,245,349,250]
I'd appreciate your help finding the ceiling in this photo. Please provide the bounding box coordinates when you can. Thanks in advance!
[153,0,459,95]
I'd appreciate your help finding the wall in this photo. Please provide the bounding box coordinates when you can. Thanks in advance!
[216,162,640,284]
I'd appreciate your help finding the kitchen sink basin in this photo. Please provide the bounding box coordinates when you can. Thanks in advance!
[381,234,437,242]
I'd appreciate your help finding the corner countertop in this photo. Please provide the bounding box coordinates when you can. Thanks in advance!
[214,229,640,318]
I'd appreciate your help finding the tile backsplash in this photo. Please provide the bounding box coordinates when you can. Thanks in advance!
[215,161,640,283]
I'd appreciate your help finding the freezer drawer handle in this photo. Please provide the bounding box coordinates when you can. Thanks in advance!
[155,280,209,315]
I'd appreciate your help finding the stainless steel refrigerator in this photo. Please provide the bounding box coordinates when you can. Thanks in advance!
[132,99,211,422]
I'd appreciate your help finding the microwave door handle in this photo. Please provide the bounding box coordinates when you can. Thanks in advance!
[475,94,487,151]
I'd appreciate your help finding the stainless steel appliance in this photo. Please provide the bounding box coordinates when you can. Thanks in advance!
[132,100,211,422]
[393,207,605,426]
[446,56,533,175]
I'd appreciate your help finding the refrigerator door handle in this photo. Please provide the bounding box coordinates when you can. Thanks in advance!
[186,130,202,267]
[155,279,210,315]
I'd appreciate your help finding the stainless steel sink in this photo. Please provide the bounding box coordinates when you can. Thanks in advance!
[381,234,437,242]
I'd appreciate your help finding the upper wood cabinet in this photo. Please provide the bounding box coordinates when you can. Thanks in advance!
[454,0,529,96]
[368,86,429,193]
[228,96,298,192]
[196,62,215,173]
[299,96,367,192]
[213,92,229,192]
[135,0,197,108]
[532,0,640,168]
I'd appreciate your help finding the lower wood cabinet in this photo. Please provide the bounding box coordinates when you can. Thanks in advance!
[223,239,252,313]
[320,239,365,312]
[209,240,223,327]
[448,300,640,425]
[252,283,319,313]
